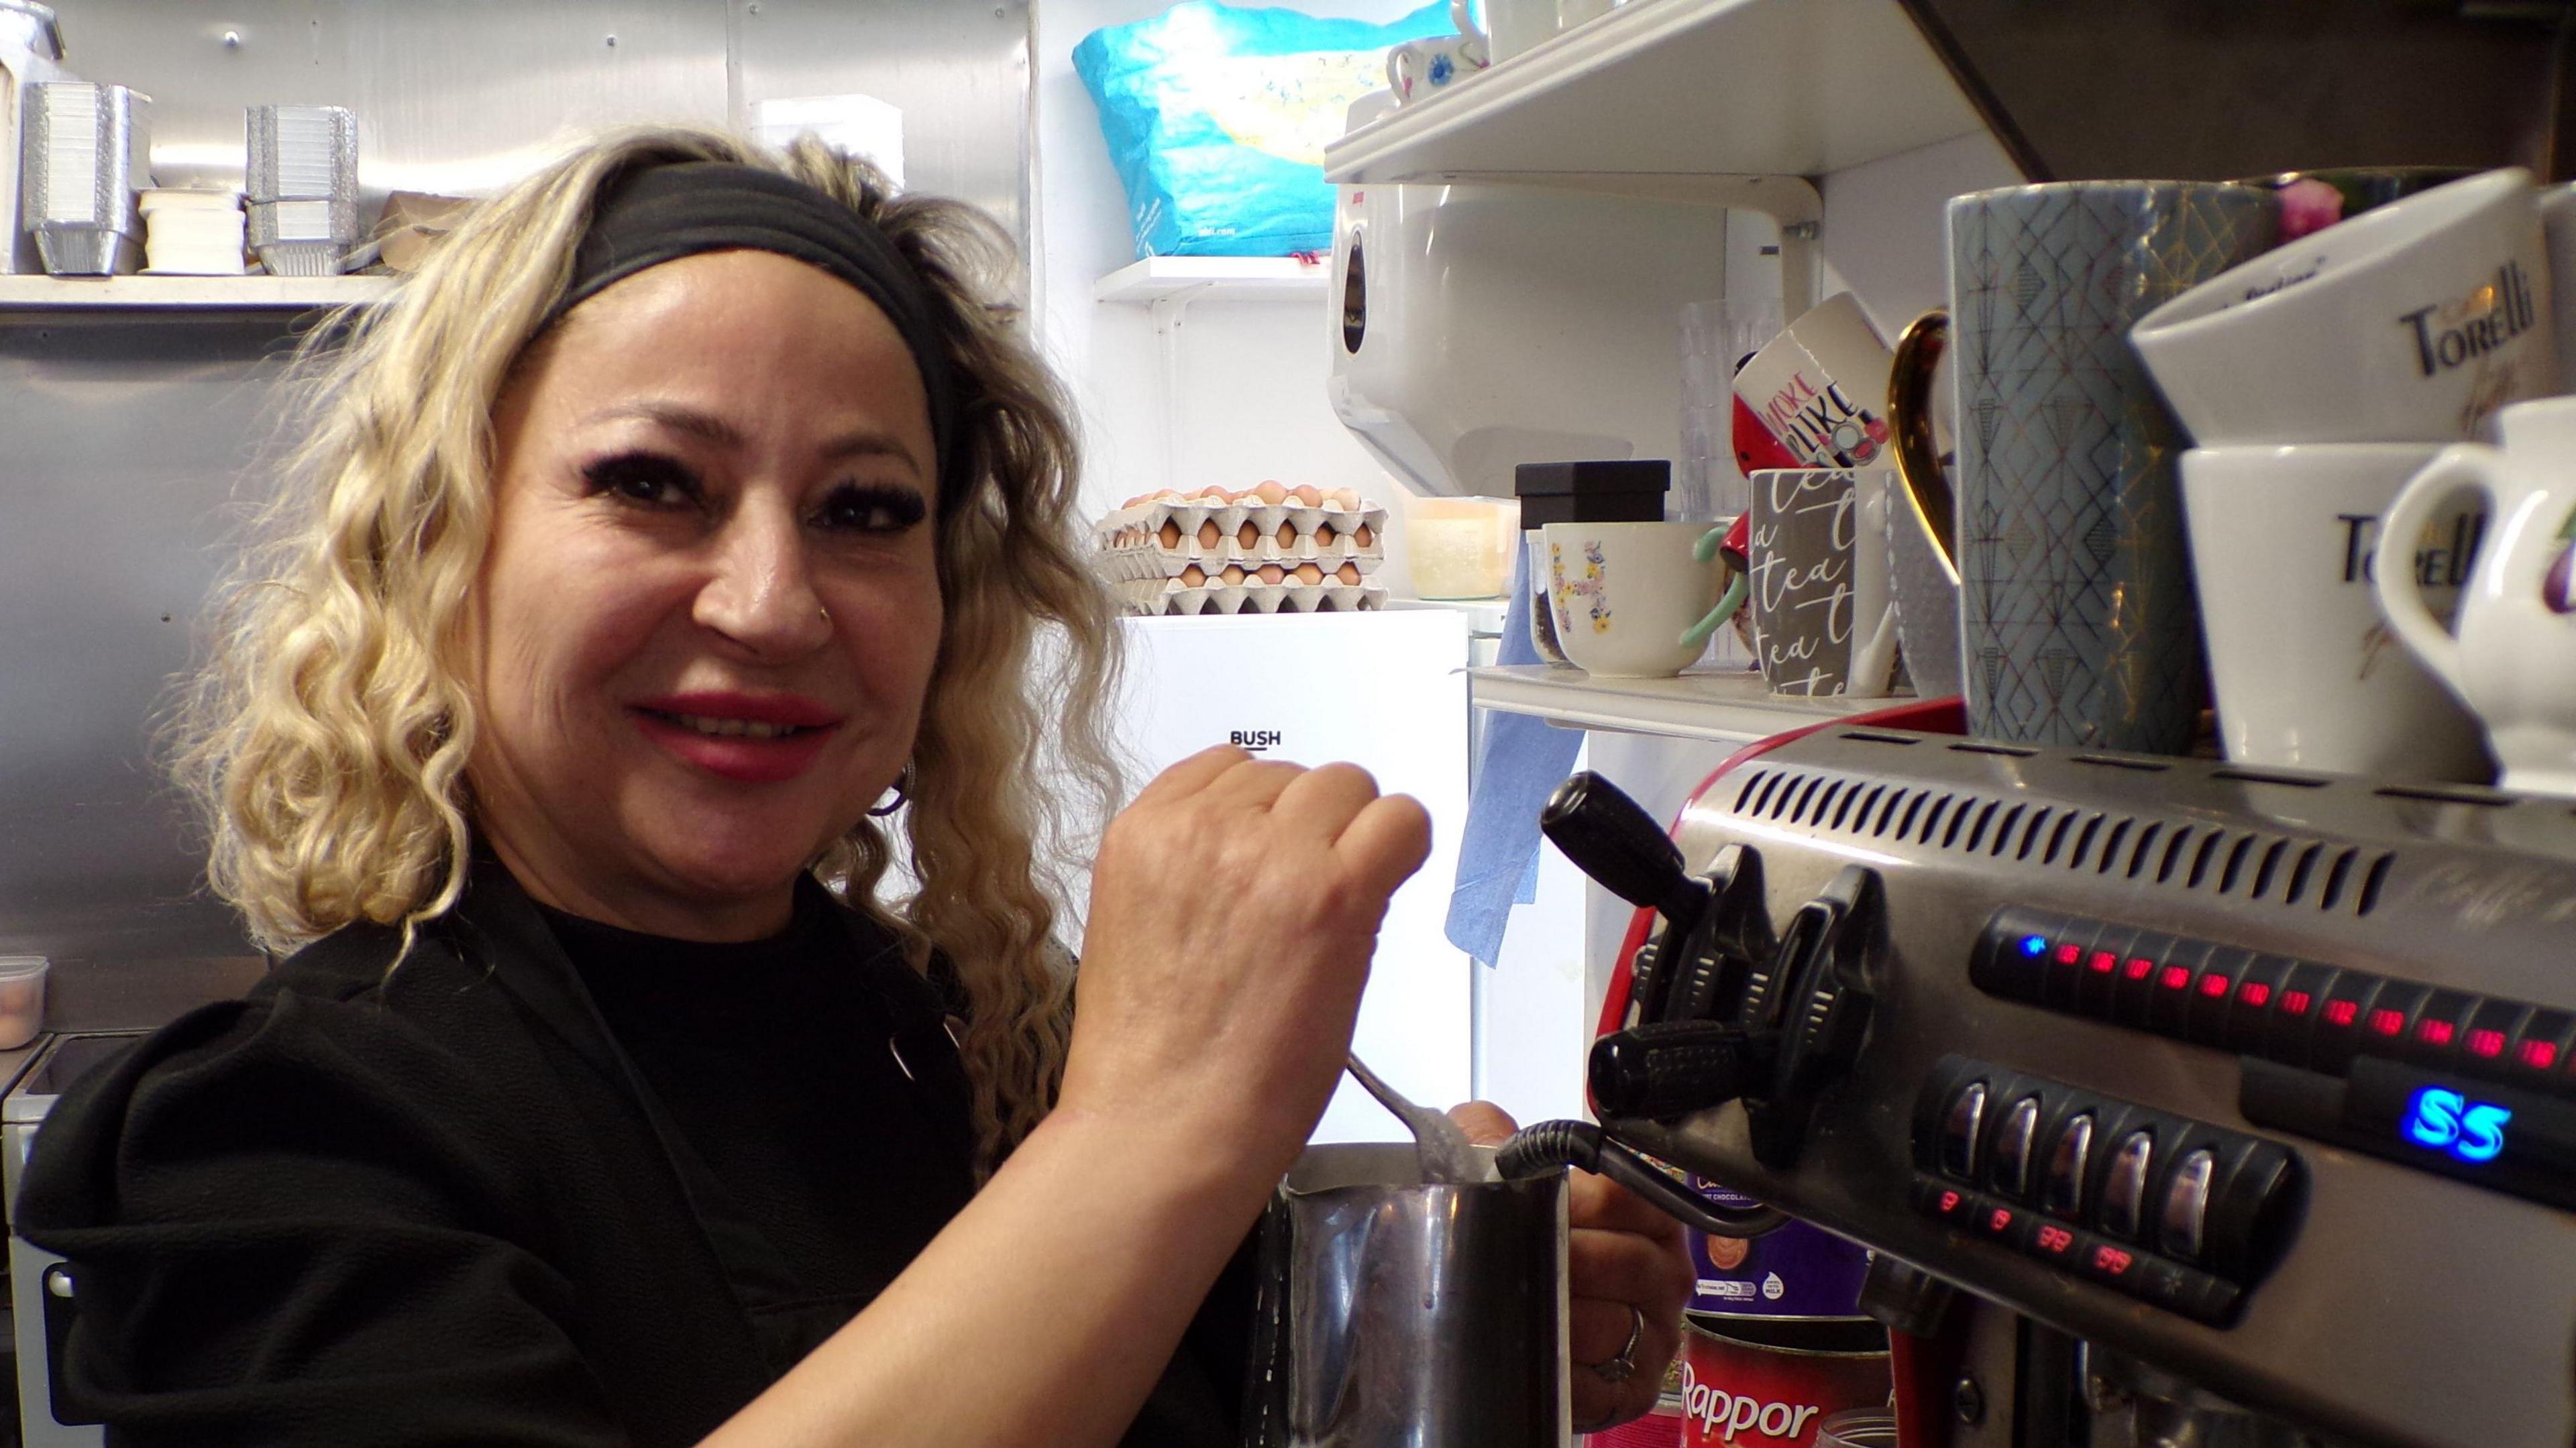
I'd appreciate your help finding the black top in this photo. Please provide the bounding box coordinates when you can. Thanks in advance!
[15,858,1252,1447]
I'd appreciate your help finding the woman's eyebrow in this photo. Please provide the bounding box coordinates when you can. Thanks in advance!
[588,402,924,480]
[594,400,743,447]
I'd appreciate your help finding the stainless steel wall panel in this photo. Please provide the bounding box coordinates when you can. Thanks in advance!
[728,0,1032,239]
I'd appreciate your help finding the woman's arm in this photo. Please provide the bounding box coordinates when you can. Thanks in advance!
[704,746,1431,1448]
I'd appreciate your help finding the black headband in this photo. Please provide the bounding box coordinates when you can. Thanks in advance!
[551,161,963,510]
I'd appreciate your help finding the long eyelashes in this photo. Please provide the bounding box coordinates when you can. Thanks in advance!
[581,451,702,507]
[818,483,928,534]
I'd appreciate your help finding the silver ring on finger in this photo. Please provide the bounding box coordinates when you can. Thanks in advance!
[1585,1303,1648,1385]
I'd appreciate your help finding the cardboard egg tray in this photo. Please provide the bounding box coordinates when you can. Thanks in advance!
[1094,497,1388,585]
[1114,576,1387,616]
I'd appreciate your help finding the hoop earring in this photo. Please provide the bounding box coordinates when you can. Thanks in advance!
[868,761,915,817]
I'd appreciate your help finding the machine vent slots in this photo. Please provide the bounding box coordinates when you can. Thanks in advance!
[1726,767,2394,917]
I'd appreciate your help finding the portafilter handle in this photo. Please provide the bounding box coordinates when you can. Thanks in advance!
[1541,773,1707,929]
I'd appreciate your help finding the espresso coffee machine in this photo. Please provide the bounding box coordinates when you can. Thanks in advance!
[1538,726,2576,1448]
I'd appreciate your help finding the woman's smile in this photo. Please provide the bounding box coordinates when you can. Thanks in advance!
[629,689,848,784]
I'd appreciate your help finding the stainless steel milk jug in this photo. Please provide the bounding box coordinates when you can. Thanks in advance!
[1242,1143,1570,1448]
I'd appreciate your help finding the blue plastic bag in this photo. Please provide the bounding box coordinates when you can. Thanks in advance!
[1074,1,1452,258]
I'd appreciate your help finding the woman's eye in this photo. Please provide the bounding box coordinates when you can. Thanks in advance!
[581,452,702,508]
[818,483,928,535]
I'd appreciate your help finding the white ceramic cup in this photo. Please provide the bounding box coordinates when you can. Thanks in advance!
[1732,292,1896,472]
[1543,520,1721,678]
[2375,396,2576,795]
[2132,168,2555,446]
[1385,32,1489,102]
[1453,0,1609,61]
[2180,445,2488,781]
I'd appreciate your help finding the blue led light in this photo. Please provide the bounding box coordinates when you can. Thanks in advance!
[2020,935,2048,958]
[2403,1087,2512,1165]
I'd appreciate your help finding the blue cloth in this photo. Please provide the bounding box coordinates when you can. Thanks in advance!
[1446,545,1583,968]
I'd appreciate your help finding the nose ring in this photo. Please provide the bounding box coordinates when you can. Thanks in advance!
[818,604,832,625]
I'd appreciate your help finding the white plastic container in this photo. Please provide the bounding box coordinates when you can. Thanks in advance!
[0,956,48,1050]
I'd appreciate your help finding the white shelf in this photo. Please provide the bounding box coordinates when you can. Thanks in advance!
[0,274,395,313]
[1385,596,1510,634]
[1472,663,1892,744]
[1323,0,1987,185]
[1093,256,1331,304]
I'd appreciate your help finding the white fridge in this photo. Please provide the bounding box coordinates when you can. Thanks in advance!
[1110,608,1473,1144]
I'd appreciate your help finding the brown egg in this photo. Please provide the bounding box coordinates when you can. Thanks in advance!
[1220,564,1247,584]
[1289,484,1324,507]
[1197,520,1221,549]
[1237,521,1259,550]
[1159,519,1182,549]
[1258,563,1286,585]
[1276,520,1297,549]
[1336,561,1361,584]
[1331,486,1362,510]
[1252,480,1290,506]
[1293,561,1324,586]
[1180,563,1206,587]
[1316,522,1337,545]
[1355,524,1375,547]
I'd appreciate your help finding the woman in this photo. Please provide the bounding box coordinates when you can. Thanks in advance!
[19,126,1689,1446]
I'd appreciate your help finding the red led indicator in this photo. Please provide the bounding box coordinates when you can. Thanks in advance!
[2468,1029,2506,1058]
[2160,965,2192,991]
[2418,1019,2457,1048]
[2324,999,2359,1027]
[2126,957,2155,981]
[2241,982,2273,1007]
[2054,944,2082,966]
[2092,1245,2135,1276]
[2282,989,2313,1016]
[2035,1224,2075,1254]
[2088,950,2116,974]
[2522,1040,2561,1070]
[1938,1189,1961,1213]
[2368,1008,2405,1037]
[1988,1207,2015,1233]
[2198,972,2231,999]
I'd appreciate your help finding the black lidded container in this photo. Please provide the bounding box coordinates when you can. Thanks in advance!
[1517,461,1672,663]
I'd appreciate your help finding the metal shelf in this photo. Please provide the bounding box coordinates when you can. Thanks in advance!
[1092,256,1330,304]
[1472,663,1894,743]
[1322,0,1985,185]
[0,274,394,315]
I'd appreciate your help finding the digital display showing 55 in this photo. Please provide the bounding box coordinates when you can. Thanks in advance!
[2403,1087,2512,1164]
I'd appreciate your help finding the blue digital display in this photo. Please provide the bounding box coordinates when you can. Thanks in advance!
[2404,1087,2512,1164]
[2019,935,2048,958]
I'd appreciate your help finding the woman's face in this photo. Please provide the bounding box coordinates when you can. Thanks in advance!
[471,249,943,940]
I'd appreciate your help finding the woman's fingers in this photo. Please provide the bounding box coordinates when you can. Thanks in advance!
[1570,1225,1695,1318]
[1126,743,1251,805]
[1334,793,1433,898]
[1569,1295,1680,1432]
[1568,1296,1651,1365]
[1446,1099,1518,1148]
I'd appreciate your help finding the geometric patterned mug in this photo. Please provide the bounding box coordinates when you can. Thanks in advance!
[1943,180,2277,753]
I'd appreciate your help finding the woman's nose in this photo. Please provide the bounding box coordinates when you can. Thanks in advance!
[692,505,833,657]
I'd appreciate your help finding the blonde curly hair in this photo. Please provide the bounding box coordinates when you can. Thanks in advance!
[172,125,1122,1168]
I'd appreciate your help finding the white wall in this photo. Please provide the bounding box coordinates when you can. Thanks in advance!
[1030,0,1430,596]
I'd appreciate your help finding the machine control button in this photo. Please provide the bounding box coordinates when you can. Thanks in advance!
[1991,1096,2042,1198]
[2074,1231,2145,1289]
[2041,1112,2096,1217]
[2099,1129,2155,1239]
[1913,1174,1979,1226]
[1972,1196,2032,1249]
[2161,1148,2216,1261]
[1939,1082,1989,1180]
[2026,1217,2084,1266]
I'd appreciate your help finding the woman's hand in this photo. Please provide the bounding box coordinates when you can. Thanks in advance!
[1453,1101,1693,1433]
[1062,746,1433,1184]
